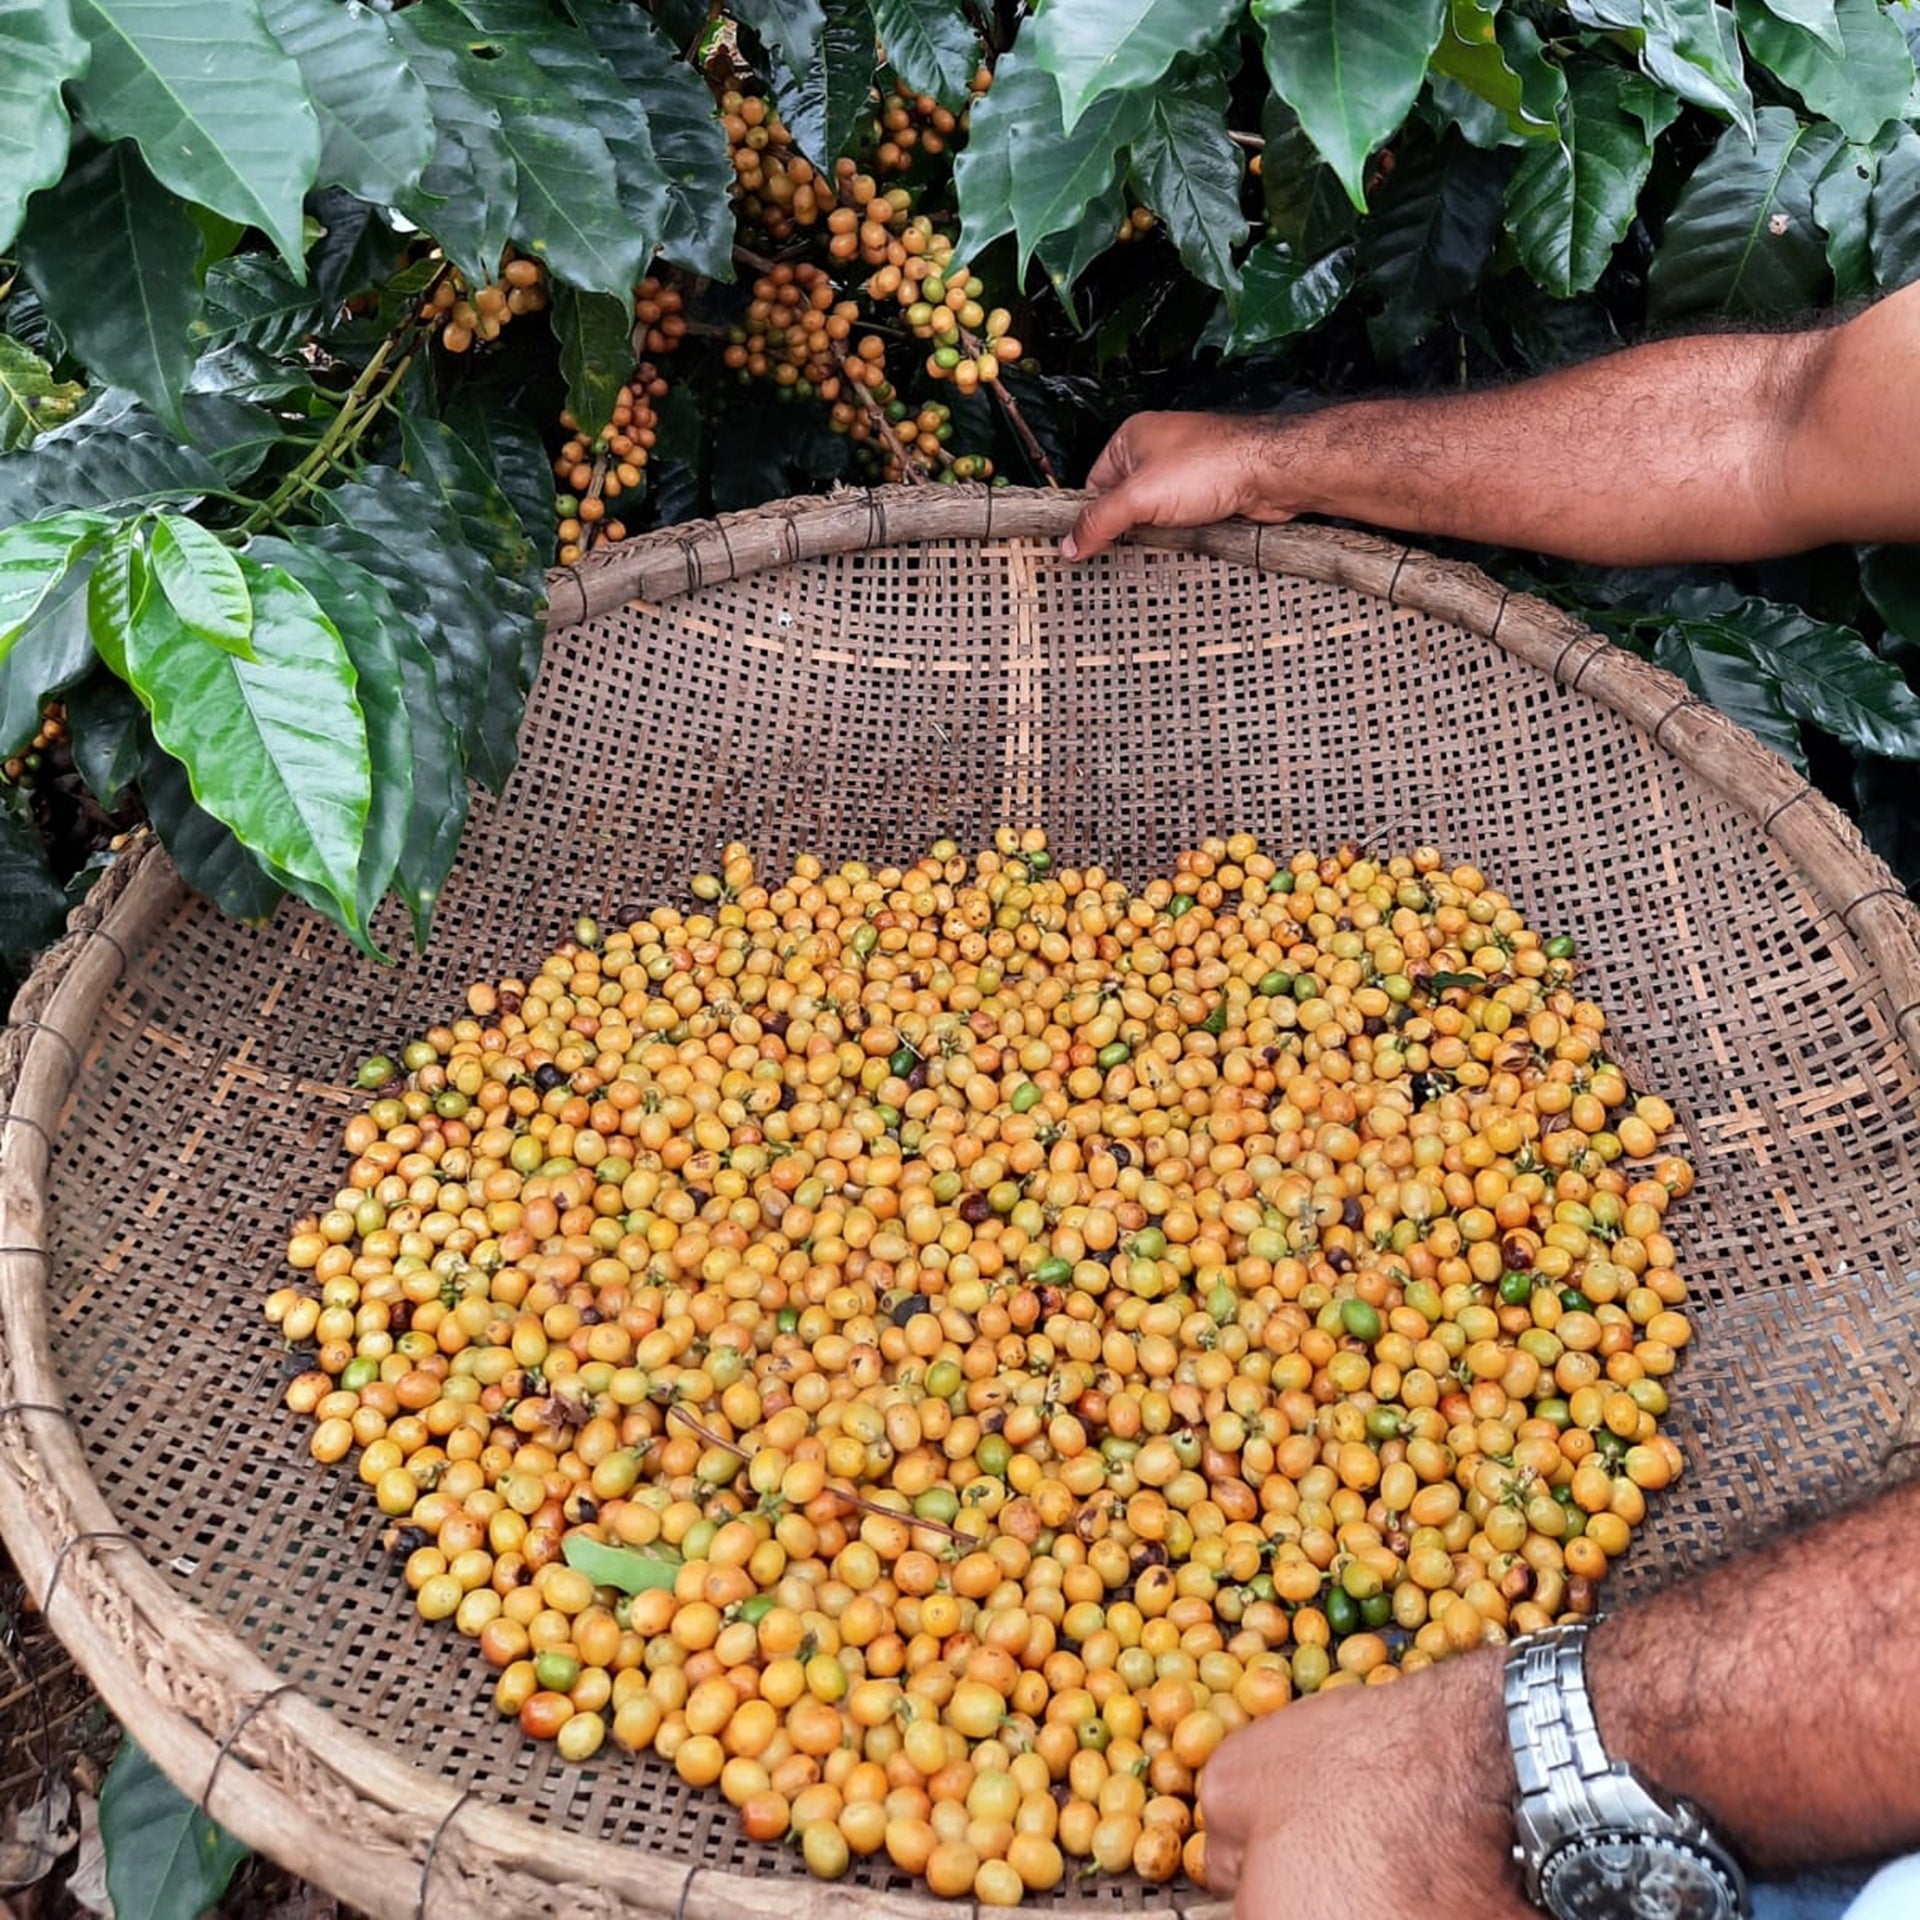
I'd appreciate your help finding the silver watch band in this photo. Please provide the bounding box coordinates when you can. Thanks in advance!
[1505,1620,1615,1833]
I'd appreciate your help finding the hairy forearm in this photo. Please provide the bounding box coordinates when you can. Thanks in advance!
[1589,1473,1920,1870]
[1067,286,1920,563]
[1246,331,1824,565]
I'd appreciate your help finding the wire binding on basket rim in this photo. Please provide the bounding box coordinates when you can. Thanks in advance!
[1,485,1916,1920]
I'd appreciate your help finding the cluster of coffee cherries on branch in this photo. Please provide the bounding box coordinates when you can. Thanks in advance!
[721,69,990,234]
[722,260,859,397]
[718,77,1025,392]
[870,75,971,176]
[2,702,64,788]
[715,76,1020,476]
[635,277,689,361]
[859,220,1020,399]
[553,278,685,567]
[419,252,549,356]
[821,169,917,267]
[720,68,988,243]
[721,90,826,243]
[853,396,994,485]
[718,264,992,486]
[814,162,1026,398]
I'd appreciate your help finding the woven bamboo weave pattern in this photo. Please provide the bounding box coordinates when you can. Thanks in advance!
[1,489,1916,1917]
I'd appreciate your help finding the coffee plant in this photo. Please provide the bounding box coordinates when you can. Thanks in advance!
[4,0,1920,990]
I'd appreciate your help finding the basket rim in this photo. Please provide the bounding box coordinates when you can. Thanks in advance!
[3,485,1916,1919]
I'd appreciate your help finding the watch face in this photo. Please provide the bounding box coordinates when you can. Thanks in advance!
[1540,1832,1746,1920]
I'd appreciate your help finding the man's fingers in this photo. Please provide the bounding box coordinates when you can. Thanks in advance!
[1061,479,1145,560]
[1084,429,1138,495]
[1202,1831,1242,1901]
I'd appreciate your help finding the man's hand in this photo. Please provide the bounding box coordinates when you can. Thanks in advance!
[1060,412,1294,559]
[1199,1648,1534,1920]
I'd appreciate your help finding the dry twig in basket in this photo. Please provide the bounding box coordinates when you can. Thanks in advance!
[663,1403,969,1542]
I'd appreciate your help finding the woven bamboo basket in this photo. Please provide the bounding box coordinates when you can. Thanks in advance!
[3,487,1918,1919]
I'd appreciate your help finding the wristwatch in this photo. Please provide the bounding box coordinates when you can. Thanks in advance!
[1505,1621,1752,1920]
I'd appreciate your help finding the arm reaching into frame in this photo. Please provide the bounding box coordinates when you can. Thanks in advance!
[1198,1472,1920,1918]
[1062,285,1920,566]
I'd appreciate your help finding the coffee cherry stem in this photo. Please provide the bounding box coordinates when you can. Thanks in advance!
[664,1402,970,1542]
[958,323,1058,489]
[578,453,613,554]
[829,337,931,484]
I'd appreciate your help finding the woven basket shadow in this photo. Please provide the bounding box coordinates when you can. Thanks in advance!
[3,488,1918,1919]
